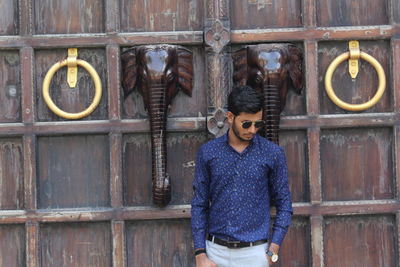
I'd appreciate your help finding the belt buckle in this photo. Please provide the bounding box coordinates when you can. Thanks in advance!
[227,240,241,248]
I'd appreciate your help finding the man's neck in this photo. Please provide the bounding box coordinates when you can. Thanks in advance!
[228,129,250,153]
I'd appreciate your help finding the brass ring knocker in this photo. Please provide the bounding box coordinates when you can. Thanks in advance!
[42,49,102,119]
[324,41,386,111]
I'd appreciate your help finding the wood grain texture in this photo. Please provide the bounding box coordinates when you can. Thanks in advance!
[34,0,104,34]
[126,219,193,267]
[0,138,24,209]
[0,0,18,35]
[0,224,25,267]
[120,0,203,32]
[35,49,108,121]
[317,0,389,26]
[0,51,21,122]
[273,217,311,267]
[123,132,208,206]
[40,222,112,267]
[318,41,392,114]
[230,0,302,29]
[320,128,394,201]
[279,131,309,202]
[37,135,110,208]
[323,215,397,267]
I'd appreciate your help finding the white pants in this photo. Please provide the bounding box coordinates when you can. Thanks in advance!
[206,240,269,267]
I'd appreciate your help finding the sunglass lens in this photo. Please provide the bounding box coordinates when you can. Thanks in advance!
[254,121,265,128]
[242,121,252,129]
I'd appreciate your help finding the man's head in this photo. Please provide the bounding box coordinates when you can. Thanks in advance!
[227,86,264,142]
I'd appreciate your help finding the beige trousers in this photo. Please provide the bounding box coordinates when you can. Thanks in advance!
[206,240,269,267]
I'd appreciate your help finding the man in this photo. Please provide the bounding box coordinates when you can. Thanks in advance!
[191,85,293,267]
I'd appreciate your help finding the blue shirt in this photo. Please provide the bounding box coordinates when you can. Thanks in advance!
[191,132,293,250]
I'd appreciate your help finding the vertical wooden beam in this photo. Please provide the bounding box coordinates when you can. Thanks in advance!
[112,221,126,267]
[21,47,35,124]
[105,0,120,33]
[308,128,322,204]
[26,221,40,267]
[310,216,324,267]
[110,133,123,208]
[305,41,319,116]
[393,39,400,113]
[204,0,231,137]
[107,45,121,121]
[19,0,33,35]
[24,134,37,210]
[303,0,317,28]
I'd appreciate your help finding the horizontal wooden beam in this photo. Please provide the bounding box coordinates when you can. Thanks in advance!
[0,201,398,224]
[231,25,398,43]
[0,117,207,136]
[0,113,397,136]
[0,31,204,48]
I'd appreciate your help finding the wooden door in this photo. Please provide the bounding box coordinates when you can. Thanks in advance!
[0,0,398,266]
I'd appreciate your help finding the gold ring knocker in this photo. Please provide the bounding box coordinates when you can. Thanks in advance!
[42,48,102,119]
[324,41,386,111]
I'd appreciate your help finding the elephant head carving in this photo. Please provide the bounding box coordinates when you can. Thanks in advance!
[232,44,303,144]
[121,45,193,206]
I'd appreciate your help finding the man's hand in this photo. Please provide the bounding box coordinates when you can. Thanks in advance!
[195,253,217,267]
[266,242,280,265]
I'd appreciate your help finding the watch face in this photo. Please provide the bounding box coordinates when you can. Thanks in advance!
[271,254,279,262]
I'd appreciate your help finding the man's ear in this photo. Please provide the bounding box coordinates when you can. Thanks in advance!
[226,111,234,124]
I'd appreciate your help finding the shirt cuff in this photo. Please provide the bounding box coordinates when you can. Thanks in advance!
[193,233,206,250]
[270,228,286,246]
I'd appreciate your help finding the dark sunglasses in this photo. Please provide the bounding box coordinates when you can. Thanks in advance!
[241,120,265,129]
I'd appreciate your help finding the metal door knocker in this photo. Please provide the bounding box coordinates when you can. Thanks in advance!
[42,48,102,119]
[324,41,386,111]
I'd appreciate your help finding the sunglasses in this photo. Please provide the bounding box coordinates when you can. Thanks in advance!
[241,120,265,129]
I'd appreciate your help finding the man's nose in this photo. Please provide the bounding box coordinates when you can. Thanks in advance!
[248,124,258,134]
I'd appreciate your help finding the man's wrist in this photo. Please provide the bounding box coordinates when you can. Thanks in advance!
[194,248,206,256]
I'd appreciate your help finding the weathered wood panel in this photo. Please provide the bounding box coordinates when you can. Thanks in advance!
[126,219,193,267]
[0,51,21,122]
[122,47,206,119]
[0,138,24,210]
[320,128,393,201]
[230,0,302,30]
[317,0,389,26]
[274,217,310,267]
[123,132,208,206]
[394,1,400,24]
[280,131,309,202]
[323,215,397,267]
[37,135,110,208]
[35,49,108,121]
[40,222,111,267]
[119,0,203,32]
[318,41,391,114]
[34,0,104,34]
[0,224,25,267]
[0,0,18,35]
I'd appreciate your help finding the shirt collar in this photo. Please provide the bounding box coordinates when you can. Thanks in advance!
[222,130,260,152]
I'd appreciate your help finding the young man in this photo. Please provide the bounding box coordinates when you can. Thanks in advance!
[191,85,293,267]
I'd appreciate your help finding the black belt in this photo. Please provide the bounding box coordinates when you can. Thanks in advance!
[207,234,267,249]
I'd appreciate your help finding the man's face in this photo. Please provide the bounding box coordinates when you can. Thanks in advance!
[227,111,263,142]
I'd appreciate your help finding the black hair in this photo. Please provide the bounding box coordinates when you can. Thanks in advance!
[227,85,263,115]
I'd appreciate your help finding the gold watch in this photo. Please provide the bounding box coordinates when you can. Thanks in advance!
[266,250,279,263]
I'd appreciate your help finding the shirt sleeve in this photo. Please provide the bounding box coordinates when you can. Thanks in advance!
[269,147,293,246]
[191,146,211,250]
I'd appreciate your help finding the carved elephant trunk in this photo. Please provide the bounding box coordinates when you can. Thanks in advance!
[149,83,171,206]
[121,45,193,207]
[263,84,280,144]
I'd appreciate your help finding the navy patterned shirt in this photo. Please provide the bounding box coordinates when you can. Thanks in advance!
[191,132,293,250]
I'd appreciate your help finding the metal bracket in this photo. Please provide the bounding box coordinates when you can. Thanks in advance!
[348,41,360,79]
[67,48,78,88]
